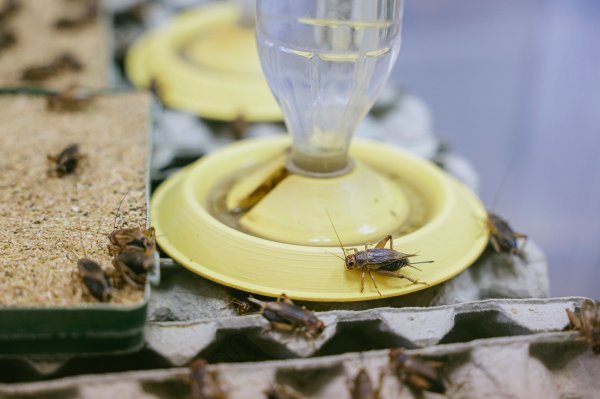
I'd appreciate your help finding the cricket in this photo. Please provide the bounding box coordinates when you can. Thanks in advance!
[247,293,325,340]
[327,212,432,295]
[485,211,528,262]
[188,359,227,399]
[21,52,83,81]
[265,384,305,399]
[77,258,112,302]
[46,86,96,112]
[566,299,600,354]
[54,0,98,30]
[388,348,446,395]
[47,143,84,177]
[348,369,384,399]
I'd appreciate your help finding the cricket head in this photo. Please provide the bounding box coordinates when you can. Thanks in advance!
[344,253,359,270]
[309,318,326,336]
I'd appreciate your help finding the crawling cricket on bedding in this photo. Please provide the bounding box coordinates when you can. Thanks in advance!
[108,225,156,257]
[106,191,156,257]
[46,85,96,112]
[112,251,153,289]
[248,293,325,340]
[327,212,432,295]
[21,52,83,81]
[76,191,156,289]
[565,299,600,354]
[47,143,84,177]
[0,0,20,24]
[77,258,112,302]
[104,193,156,289]
[388,348,446,395]
[54,0,98,30]
[485,211,528,262]
[0,28,16,53]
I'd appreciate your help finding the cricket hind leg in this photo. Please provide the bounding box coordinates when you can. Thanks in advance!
[376,270,429,286]
[375,235,393,249]
[489,235,502,254]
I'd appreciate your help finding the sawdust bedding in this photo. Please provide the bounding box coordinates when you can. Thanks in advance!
[0,92,150,306]
[0,0,107,89]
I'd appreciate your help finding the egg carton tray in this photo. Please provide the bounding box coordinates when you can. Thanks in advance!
[0,295,581,384]
[145,295,579,366]
[1,330,597,399]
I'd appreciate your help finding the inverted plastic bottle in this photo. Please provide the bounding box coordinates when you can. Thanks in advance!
[256,0,404,177]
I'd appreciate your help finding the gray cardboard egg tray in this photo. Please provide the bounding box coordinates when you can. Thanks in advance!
[1,322,597,398]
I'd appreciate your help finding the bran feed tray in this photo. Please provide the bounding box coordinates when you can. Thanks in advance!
[0,0,109,89]
[0,89,156,356]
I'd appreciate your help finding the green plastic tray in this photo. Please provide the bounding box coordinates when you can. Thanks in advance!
[0,88,157,356]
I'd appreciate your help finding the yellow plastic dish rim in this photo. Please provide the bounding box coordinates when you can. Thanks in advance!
[125,1,282,122]
[151,136,489,301]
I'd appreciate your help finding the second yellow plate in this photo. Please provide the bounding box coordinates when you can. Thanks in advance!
[126,2,281,122]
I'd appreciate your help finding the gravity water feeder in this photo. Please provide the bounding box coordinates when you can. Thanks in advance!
[151,0,488,301]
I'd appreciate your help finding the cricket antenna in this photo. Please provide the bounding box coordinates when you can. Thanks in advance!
[325,209,347,257]
[489,149,520,210]
[326,251,345,261]
[71,176,89,260]
[113,189,131,231]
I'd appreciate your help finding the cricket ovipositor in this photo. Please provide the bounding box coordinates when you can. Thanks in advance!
[327,212,432,295]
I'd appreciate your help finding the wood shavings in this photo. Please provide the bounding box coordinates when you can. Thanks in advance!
[0,93,150,306]
[0,0,107,88]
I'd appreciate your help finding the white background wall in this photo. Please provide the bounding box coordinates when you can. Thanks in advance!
[391,0,600,298]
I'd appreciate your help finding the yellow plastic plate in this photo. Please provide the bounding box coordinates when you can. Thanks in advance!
[126,2,281,122]
[151,136,489,301]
